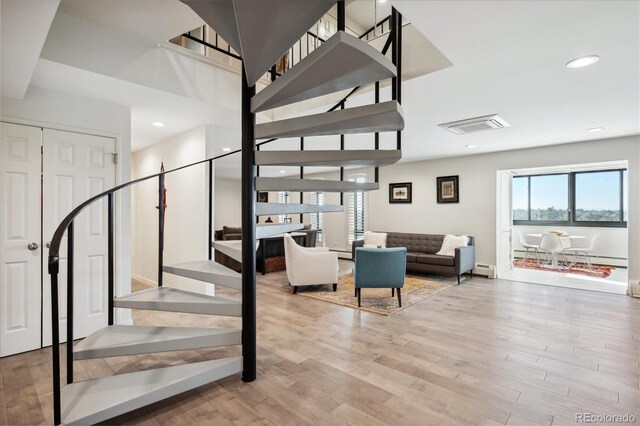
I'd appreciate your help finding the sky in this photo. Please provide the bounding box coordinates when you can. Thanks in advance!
[512,171,627,210]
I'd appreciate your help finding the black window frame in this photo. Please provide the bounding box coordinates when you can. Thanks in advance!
[513,169,627,228]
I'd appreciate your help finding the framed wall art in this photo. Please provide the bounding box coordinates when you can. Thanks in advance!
[389,182,412,204]
[437,175,459,204]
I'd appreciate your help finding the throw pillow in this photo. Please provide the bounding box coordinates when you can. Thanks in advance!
[436,234,468,257]
[363,231,387,248]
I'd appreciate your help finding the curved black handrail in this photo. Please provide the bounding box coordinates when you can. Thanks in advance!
[47,148,240,269]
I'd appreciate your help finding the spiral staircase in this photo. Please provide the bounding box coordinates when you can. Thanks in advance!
[47,1,404,424]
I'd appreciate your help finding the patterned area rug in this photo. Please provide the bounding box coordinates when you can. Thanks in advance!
[282,273,457,315]
[514,258,614,278]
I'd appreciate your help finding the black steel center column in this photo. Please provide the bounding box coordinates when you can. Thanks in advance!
[241,68,257,382]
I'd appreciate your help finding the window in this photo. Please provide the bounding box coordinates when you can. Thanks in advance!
[348,176,366,244]
[513,169,627,227]
[530,174,569,221]
[278,191,289,223]
[309,191,324,244]
[575,171,621,222]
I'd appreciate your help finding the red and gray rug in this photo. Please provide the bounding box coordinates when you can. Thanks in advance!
[514,258,615,279]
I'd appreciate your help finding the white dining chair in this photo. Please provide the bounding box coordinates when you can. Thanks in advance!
[539,233,568,268]
[565,233,598,270]
[518,230,541,264]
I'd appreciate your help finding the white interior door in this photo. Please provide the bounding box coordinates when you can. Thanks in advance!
[42,129,116,345]
[0,123,43,356]
[496,171,513,277]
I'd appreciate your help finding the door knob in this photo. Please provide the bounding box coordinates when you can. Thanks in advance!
[46,241,51,249]
[27,242,39,251]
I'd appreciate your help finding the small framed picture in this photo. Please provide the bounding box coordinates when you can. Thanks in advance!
[257,192,269,203]
[437,175,459,204]
[389,182,412,204]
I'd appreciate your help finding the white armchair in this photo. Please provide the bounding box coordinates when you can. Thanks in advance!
[283,234,339,294]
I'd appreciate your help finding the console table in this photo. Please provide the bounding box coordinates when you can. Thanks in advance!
[258,232,306,275]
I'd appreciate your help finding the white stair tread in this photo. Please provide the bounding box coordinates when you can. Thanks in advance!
[212,240,243,263]
[113,287,241,317]
[255,149,402,167]
[256,177,379,193]
[256,202,344,216]
[256,223,304,239]
[181,0,334,86]
[255,100,404,139]
[164,260,241,289]
[61,357,242,425]
[74,325,241,360]
[251,31,396,112]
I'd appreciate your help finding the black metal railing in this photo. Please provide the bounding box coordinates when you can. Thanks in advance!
[47,148,241,424]
[48,5,403,423]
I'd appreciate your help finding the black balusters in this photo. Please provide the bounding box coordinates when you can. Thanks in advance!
[208,159,213,260]
[108,194,114,324]
[158,174,164,286]
[241,67,257,382]
[66,221,74,385]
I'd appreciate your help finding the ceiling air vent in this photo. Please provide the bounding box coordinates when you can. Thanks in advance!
[438,114,510,135]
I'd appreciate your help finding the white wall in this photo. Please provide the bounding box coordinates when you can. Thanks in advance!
[214,177,242,228]
[1,86,133,324]
[132,126,211,294]
[364,135,640,287]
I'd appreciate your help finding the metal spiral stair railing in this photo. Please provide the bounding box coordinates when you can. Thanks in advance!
[46,1,404,424]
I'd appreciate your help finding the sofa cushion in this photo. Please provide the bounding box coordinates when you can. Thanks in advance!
[415,253,455,266]
[405,252,423,263]
[223,233,242,241]
[386,233,444,254]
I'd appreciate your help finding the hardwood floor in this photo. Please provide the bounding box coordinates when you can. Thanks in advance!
[1,261,639,425]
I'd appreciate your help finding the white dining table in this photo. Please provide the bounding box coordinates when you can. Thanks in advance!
[525,233,586,269]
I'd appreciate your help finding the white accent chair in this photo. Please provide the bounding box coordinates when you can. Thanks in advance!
[539,233,568,268]
[565,233,599,270]
[283,234,339,294]
[518,230,541,263]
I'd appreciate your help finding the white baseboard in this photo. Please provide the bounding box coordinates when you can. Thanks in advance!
[132,274,156,288]
[630,280,640,298]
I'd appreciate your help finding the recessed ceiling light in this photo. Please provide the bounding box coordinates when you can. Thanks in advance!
[466,144,476,148]
[378,0,387,3]
[280,170,286,174]
[587,127,604,132]
[152,121,165,127]
[566,55,600,69]
[222,147,231,152]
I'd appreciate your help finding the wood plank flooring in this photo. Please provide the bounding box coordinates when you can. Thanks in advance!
[1,261,639,425]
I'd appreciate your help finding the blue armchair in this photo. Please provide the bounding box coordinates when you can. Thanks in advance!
[353,247,407,307]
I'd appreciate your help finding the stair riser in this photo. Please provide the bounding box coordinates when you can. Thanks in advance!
[255,149,402,167]
[256,177,379,193]
[162,266,241,290]
[74,332,241,360]
[256,203,344,216]
[113,300,242,317]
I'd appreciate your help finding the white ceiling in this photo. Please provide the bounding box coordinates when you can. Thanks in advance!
[0,0,60,99]
[390,0,640,162]
[58,0,203,44]
[18,0,640,179]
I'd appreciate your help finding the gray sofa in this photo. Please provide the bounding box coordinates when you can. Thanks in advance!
[352,232,475,284]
